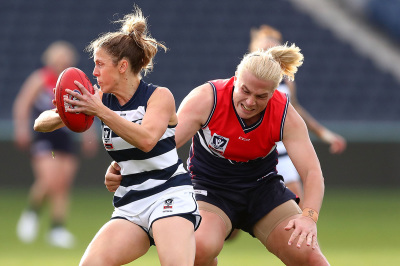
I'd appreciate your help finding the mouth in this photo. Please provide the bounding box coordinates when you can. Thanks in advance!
[241,103,254,112]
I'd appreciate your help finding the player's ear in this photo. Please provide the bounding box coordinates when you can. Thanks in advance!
[118,59,128,73]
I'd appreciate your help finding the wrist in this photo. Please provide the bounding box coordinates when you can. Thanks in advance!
[302,208,319,223]
[320,128,335,143]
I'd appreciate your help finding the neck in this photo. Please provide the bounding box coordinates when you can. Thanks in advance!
[114,75,141,106]
[242,114,261,126]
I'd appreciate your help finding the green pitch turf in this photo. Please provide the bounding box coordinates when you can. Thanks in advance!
[1,187,399,265]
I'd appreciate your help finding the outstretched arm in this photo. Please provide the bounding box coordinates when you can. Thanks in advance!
[13,70,44,150]
[286,80,346,154]
[282,103,325,249]
[34,109,65,132]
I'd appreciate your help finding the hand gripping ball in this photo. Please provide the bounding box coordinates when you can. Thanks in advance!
[55,67,95,132]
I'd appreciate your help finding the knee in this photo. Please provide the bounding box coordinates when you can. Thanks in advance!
[280,248,329,266]
[194,237,223,266]
[307,250,329,266]
[80,252,115,266]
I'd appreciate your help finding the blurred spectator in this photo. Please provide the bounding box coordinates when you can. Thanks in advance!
[13,41,99,248]
[249,24,347,202]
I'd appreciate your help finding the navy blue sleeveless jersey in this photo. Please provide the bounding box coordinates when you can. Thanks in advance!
[101,80,192,214]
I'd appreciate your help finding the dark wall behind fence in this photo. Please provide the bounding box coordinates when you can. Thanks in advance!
[3,140,400,189]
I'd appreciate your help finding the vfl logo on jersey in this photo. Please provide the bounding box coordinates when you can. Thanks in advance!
[208,133,229,155]
[102,126,114,150]
[163,198,173,212]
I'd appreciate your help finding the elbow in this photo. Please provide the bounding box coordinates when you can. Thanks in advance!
[33,120,45,132]
[33,119,52,133]
[321,175,325,190]
[137,137,158,153]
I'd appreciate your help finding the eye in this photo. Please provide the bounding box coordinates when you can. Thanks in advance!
[257,94,269,99]
[242,88,250,94]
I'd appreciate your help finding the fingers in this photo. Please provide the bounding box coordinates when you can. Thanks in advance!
[104,178,120,192]
[286,217,318,249]
[296,232,307,248]
[74,80,89,94]
[105,161,122,192]
[111,161,121,171]
[288,230,317,249]
[104,172,122,192]
[284,219,295,231]
[306,233,313,247]
[329,134,347,154]
[329,139,346,154]
[63,87,87,113]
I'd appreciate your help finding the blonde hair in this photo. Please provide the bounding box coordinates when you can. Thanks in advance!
[249,25,282,52]
[86,5,167,76]
[237,43,304,87]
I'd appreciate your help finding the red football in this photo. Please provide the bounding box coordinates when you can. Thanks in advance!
[55,67,95,132]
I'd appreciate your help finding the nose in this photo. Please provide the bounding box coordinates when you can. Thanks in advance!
[93,67,99,77]
[245,96,256,106]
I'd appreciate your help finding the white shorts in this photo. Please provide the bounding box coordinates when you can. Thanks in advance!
[276,142,300,184]
[111,187,201,238]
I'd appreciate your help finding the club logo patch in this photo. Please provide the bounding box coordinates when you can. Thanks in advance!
[208,133,229,155]
[102,126,114,150]
[163,198,173,212]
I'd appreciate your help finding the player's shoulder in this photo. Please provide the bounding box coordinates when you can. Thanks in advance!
[272,89,288,104]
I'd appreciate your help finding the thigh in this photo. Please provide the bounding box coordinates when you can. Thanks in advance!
[32,153,77,191]
[253,200,301,246]
[265,214,327,265]
[195,202,230,256]
[152,216,196,266]
[80,219,150,266]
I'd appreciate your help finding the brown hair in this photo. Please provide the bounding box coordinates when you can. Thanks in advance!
[237,43,304,88]
[86,5,167,76]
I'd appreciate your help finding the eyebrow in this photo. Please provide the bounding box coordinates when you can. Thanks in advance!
[242,85,270,97]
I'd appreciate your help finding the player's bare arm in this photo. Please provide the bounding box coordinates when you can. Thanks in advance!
[175,83,214,148]
[34,109,65,132]
[68,82,176,153]
[13,71,45,149]
[282,103,324,249]
[283,103,324,211]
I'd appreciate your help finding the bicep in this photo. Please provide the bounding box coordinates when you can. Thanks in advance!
[282,104,320,177]
[141,87,176,139]
[176,84,214,148]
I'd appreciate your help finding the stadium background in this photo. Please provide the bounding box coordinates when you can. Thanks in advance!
[1,0,400,265]
[2,0,400,188]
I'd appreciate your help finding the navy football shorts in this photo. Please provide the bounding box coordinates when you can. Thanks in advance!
[192,174,299,236]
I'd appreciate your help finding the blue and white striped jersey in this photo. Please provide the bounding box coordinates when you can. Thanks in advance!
[101,80,192,215]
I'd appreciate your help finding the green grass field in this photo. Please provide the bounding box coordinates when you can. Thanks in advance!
[1,187,399,265]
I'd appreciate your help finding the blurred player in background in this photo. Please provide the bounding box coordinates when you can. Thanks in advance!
[249,25,346,202]
[13,41,98,248]
[34,6,201,266]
